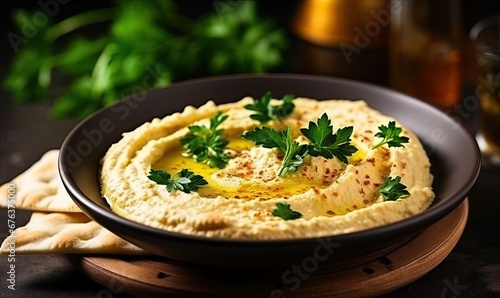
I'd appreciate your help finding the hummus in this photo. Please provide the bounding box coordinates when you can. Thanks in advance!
[100,97,434,239]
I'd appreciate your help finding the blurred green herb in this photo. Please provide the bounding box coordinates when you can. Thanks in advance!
[4,0,287,118]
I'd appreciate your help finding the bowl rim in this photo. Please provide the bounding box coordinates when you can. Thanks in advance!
[58,73,481,246]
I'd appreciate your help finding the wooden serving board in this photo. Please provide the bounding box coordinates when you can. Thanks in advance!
[68,200,468,298]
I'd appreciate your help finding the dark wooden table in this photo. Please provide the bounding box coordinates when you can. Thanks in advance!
[1,2,500,297]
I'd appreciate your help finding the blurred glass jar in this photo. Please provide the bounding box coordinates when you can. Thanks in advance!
[390,0,462,108]
[291,0,391,85]
[470,15,500,156]
[292,0,390,48]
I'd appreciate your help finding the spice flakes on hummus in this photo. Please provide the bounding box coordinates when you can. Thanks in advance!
[100,96,434,239]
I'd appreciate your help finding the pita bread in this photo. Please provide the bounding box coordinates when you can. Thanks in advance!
[0,212,148,254]
[0,150,81,212]
[0,150,149,254]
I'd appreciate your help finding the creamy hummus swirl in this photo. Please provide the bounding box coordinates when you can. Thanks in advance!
[100,97,434,239]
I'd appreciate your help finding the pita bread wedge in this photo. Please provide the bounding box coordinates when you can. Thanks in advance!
[0,150,81,212]
[0,212,148,254]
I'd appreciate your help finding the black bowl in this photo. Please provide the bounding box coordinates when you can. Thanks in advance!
[59,74,480,269]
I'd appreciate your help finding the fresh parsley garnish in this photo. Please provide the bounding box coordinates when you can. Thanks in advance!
[244,91,295,124]
[180,111,230,168]
[148,168,208,194]
[280,128,310,177]
[379,176,410,201]
[242,126,309,176]
[300,113,358,164]
[243,113,357,176]
[272,202,302,220]
[372,121,410,149]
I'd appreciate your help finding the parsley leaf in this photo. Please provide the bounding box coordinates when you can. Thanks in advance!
[372,121,410,149]
[280,127,310,176]
[244,91,295,124]
[241,126,287,151]
[180,111,230,168]
[300,113,358,164]
[272,202,302,220]
[242,126,309,176]
[379,176,410,201]
[242,113,358,176]
[148,168,208,193]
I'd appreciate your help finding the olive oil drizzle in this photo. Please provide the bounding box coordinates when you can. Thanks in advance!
[152,138,327,200]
